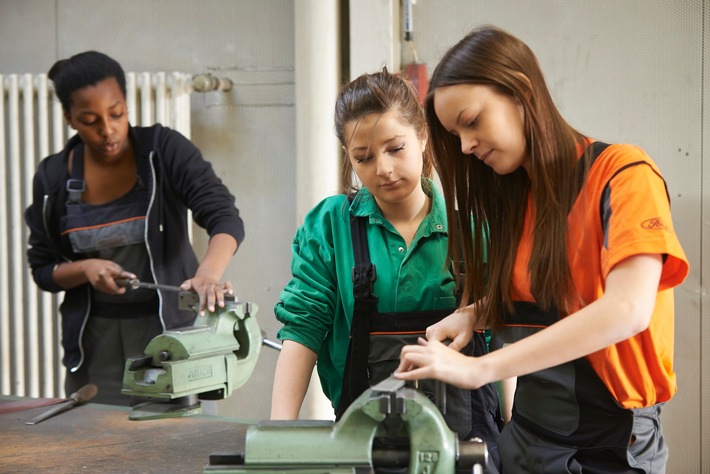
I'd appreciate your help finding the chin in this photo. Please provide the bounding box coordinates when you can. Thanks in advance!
[489,163,519,175]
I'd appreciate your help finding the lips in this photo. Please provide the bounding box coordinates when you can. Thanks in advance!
[102,142,118,153]
[479,150,492,163]
[381,179,400,187]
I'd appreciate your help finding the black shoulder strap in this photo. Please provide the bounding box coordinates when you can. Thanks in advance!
[336,193,379,419]
[66,143,86,204]
[348,193,377,302]
[575,141,609,196]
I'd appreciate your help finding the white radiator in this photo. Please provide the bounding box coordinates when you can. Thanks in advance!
[0,72,193,398]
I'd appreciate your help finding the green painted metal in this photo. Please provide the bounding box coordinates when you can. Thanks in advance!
[121,297,262,420]
[204,377,488,473]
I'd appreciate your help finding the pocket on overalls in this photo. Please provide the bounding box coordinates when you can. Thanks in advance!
[367,333,420,386]
[626,404,667,473]
[515,363,581,436]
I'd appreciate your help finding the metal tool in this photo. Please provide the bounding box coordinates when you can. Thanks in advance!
[0,397,65,415]
[116,277,185,293]
[120,281,263,420]
[204,376,488,474]
[25,384,98,425]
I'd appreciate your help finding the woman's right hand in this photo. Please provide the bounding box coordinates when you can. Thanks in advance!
[426,305,478,351]
[81,259,136,294]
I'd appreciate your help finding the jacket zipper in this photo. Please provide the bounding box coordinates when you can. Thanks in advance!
[145,151,166,331]
[43,193,89,373]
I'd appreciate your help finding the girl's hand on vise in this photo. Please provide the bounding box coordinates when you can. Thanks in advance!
[181,274,234,314]
[82,259,136,295]
[394,337,489,390]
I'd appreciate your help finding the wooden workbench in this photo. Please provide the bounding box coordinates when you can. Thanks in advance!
[0,397,251,473]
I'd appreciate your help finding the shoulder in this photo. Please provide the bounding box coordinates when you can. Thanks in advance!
[34,146,70,192]
[589,142,664,188]
[132,123,193,155]
[595,142,659,171]
[294,195,351,245]
[301,195,350,230]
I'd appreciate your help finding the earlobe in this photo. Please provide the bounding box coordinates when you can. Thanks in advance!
[64,112,74,129]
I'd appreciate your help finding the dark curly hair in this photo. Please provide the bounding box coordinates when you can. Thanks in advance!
[48,51,126,114]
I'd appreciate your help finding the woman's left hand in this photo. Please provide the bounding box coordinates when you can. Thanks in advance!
[180,275,234,314]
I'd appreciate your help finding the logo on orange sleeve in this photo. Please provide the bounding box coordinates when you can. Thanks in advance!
[641,218,667,230]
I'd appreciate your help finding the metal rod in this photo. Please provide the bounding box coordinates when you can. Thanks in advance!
[262,338,282,351]
[115,278,183,293]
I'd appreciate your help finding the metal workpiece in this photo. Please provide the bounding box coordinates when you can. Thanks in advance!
[121,300,261,420]
[204,376,488,473]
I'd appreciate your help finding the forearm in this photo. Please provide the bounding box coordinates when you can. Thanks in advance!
[480,278,658,384]
[52,260,89,290]
[270,340,318,420]
[195,233,238,280]
[496,376,516,423]
[397,254,662,390]
[52,260,91,289]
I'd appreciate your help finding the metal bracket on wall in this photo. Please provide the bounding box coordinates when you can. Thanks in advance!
[192,73,233,92]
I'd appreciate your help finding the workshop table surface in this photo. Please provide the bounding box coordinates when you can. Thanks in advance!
[0,397,252,473]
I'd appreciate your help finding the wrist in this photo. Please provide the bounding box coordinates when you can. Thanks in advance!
[193,270,222,282]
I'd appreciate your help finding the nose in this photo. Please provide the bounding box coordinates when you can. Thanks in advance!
[460,132,477,155]
[98,117,114,137]
[375,154,393,177]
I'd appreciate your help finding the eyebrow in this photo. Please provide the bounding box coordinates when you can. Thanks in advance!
[76,101,123,116]
[349,135,405,151]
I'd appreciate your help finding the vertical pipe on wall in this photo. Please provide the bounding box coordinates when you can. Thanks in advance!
[0,75,9,394]
[348,0,399,79]
[35,73,57,397]
[21,74,39,398]
[294,0,341,419]
[7,75,25,396]
[294,0,341,224]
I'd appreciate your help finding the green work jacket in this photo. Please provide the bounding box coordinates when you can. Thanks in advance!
[275,179,457,409]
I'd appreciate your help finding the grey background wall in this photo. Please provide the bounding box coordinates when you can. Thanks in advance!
[0,1,705,472]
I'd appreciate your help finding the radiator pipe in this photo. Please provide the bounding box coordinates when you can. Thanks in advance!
[191,74,233,92]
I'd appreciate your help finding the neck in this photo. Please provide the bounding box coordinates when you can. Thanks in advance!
[377,183,430,226]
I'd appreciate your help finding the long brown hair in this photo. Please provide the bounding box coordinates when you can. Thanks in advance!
[335,67,432,194]
[426,25,586,326]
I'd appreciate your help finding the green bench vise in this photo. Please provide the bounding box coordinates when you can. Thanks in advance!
[121,293,261,420]
[205,377,488,474]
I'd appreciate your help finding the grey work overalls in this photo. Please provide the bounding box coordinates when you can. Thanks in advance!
[498,302,666,474]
